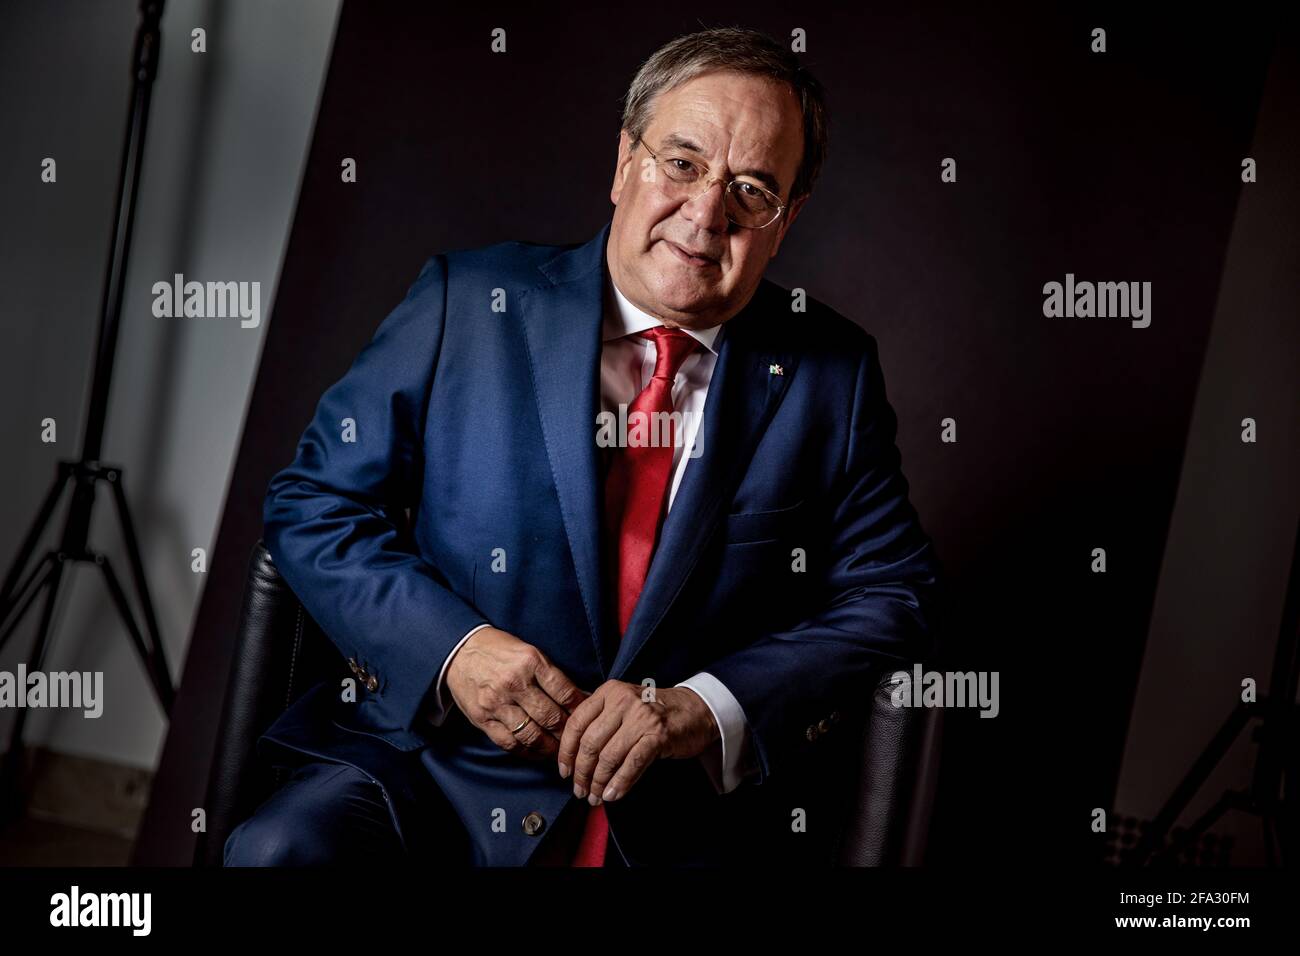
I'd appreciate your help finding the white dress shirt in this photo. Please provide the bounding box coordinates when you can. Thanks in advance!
[424,270,760,795]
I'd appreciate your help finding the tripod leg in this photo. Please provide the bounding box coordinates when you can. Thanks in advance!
[1124,702,1253,865]
[0,553,55,654]
[105,473,174,714]
[0,556,68,823]
[0,467,69,610]
[95,555,174,714]
[1148,789,1243,866]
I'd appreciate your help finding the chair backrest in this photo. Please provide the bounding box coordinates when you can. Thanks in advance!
[194,540,344,867]
[196,540,941,866]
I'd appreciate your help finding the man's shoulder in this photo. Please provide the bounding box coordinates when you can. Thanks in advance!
[423,233,584,292]
[752,277,880,363]
[444,233,573,267]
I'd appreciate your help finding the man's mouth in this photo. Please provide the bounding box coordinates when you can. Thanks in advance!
[663,240,719,268]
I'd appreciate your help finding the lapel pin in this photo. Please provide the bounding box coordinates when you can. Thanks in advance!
[768,363,784,376]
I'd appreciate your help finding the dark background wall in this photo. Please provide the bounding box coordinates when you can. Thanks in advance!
[137,2,1293,864]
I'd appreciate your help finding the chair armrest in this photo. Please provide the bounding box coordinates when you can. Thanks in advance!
[835,666,944,865]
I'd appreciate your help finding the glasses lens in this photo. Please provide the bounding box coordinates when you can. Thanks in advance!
[726,182,780,228]
[658,155,698,184]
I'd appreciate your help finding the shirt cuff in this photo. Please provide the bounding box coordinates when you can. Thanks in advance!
[675,672,758,794]
[425,623,491,727]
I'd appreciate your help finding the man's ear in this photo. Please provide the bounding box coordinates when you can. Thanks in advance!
[769,193,809,258]
[610,131,636,205]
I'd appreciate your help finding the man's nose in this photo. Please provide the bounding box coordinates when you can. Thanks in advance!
[680,178,729,231]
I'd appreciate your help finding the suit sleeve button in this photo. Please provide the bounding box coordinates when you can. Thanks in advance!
[805,725,818,741]
[818,719,830,734]
[522,811,546,836]
[365,674,379,693]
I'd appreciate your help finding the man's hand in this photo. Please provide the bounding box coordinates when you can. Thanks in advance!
[558,681,720,805]
[444,627,588,760]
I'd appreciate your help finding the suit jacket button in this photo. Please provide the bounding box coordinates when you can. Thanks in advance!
[818,719,831,734]
[522,811,546,836]
[365,674,379,693]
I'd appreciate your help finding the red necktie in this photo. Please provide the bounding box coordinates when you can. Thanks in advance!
[570,326,700,866]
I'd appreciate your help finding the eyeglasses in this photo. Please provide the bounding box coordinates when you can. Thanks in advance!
[636,138,787,229]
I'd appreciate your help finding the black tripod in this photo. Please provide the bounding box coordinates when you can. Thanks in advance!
[0,0,173,821]
[1124,518,1300,866]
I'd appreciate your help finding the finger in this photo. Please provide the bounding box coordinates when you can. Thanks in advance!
[600,735,660,802]
[571,707,624,798]
[479,715,529,756]
[534,657,588,715]
[558,690,604,777]
[585,724,641,800]
[493,703,558,758]
[514,679,570,740]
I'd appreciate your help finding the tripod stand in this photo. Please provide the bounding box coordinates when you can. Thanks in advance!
[1124,518,1300,866]
[0,0,173,821]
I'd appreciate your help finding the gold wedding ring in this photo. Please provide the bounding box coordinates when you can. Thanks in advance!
[511,715,534,735]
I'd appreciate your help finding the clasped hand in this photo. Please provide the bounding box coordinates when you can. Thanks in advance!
[443,627,719,804]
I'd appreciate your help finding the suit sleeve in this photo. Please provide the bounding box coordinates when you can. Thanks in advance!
[424,624,490,728]
[676,672,760,794]
[262,255,490,736]
[700,334,942,786]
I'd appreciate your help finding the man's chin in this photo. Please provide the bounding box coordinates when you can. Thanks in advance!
[645,283,723,319]
[649,302,718,328]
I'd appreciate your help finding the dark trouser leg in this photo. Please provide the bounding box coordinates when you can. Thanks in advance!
[223,761,404,866]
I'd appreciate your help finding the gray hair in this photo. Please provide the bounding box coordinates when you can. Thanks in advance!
[620,26,829,203]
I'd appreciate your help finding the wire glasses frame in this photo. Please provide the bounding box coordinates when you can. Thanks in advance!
[636,138,787,229]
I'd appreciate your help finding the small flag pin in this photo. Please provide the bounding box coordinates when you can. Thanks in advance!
[768,363,784,376]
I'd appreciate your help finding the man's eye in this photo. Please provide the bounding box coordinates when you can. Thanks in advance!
[669,158,697,175]
[737,182,762,197]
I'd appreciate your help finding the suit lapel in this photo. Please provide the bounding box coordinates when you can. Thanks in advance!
[517,222,613,674]
[518,222,800,682]
[610,279,799,680]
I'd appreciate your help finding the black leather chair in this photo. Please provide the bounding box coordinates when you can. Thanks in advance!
[195,539,942,866]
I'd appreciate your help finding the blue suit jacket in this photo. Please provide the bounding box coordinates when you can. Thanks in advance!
[257,219,942,866]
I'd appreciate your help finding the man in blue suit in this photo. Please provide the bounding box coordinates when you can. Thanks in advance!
[224,26,940,867]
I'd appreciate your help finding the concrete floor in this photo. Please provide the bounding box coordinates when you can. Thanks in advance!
[0,746,147,866]
[0,815,134,866]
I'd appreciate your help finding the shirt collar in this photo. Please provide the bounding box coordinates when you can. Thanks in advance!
[603,269,723,355]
